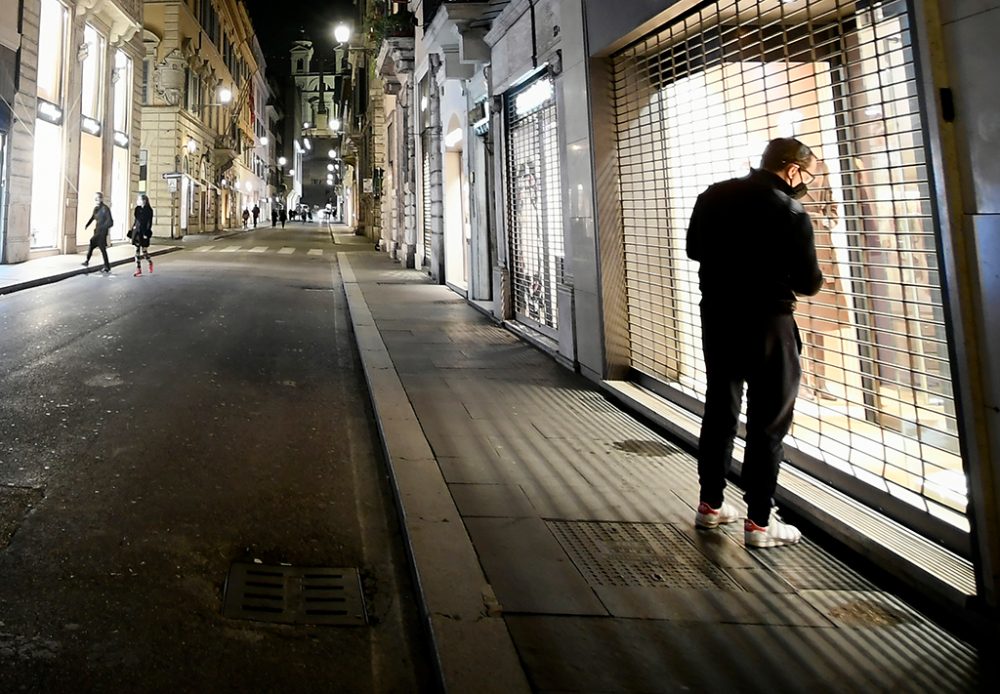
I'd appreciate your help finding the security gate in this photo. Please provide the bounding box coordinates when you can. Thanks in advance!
[505,74,564,335]
[612,0,964,545]
[422,130,432,268]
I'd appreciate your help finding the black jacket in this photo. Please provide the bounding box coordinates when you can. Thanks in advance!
[134,203,153,236]
[85,203,113,233]
[686,169,823,314]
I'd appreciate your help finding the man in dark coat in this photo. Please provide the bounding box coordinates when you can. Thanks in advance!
[82,191,114,273]
[686,137,823,548]
[252,204,260,227]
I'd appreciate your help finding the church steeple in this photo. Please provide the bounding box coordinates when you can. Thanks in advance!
[290,40,314,75]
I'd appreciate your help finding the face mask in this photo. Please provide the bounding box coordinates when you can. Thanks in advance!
[790,183,808,200]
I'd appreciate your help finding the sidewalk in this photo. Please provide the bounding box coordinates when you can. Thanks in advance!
[339,251,982,694]
[0,241,181,295]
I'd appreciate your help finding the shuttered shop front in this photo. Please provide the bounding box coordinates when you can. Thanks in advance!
[505,74,564,336]
[611,0,965,546]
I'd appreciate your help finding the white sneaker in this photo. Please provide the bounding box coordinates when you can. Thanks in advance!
[695,501,739,529]
[744,511,802,548]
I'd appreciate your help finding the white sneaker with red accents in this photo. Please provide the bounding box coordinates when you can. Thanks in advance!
[695,501,739,529]
[744,511,802,548]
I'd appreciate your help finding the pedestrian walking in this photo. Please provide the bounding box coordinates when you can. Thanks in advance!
[686,137,823,548]
[130,194,154,276]
[82,191,114,273]
[241,208,250,229]
[271,208,278,227]
[252,204,260,227]
[279,207,287,228]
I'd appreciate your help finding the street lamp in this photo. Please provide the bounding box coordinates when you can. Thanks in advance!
[330,117,341,131]
[328,149,337,159]
[186,138,197,153]
[260,136,269,146]
[334,23,351,45]
[218,87,233,104]
[278,156,287,166]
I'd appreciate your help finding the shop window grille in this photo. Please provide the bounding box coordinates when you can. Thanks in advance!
[611,0,964,541]
[422,129,432,268]
[505,73,564,335]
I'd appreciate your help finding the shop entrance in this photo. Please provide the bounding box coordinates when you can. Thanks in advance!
[611,0,964,546]
[504,73,564,336]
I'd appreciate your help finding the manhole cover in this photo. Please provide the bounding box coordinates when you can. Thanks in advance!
[547,521,741,590]
[222,563,367,626]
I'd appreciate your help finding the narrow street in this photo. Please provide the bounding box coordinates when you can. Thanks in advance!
[0,223,431,692]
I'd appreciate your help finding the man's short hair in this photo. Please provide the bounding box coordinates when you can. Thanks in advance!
[760,138,815,172]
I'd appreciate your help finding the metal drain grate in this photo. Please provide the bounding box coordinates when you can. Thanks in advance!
[547,521,741,590]
[222,563,367,626]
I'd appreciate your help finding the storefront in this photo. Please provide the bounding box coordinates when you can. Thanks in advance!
[504,72,564,337]
[76,24,106,246]
[608,0,962,548]
[30,0,69,250]
[110,49,133,240]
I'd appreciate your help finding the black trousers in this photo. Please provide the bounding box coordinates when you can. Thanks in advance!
[697,306,801,526]
[86,231,110,270]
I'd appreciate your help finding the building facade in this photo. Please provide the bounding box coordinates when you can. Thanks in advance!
[360,0,1000,617]
[140,0,270,237]
[1,0,143,264]
[281,39,350,221]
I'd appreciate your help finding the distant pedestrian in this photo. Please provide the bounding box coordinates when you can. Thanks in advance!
[687,138,823,548]
[130,194,154,276]
[279,207,287,228]
[252,204,260,227]
[82,191,114,273]
[271,208,278,227]
[241,208,250,229]
[307,208,313,222]
[289,208,296,222]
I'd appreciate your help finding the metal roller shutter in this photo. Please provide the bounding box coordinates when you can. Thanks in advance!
[505,74,564,334]
[422,130,432,268]
[612,0,964,538]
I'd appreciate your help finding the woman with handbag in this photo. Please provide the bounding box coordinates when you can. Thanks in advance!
[130,195,154,276]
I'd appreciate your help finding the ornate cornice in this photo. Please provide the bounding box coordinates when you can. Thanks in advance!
[375,37,415,84]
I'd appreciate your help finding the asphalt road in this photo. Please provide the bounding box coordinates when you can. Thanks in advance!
[0,223,431,692]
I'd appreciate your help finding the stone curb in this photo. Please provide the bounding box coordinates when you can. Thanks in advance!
[337,253,531,694]
[0,247,183,296]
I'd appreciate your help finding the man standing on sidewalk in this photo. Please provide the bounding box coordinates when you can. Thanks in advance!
[686,137,823,548]
[82,191,114,273]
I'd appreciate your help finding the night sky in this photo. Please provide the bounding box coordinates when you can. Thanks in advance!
[245,0,356,73]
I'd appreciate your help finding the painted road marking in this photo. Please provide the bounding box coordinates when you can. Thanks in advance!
[195,246,215,252]
[278,247,295,255]
[249,246,268,253]
[220,246,241,253]
[307,249,323,256]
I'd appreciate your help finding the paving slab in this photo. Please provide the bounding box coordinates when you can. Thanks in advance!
[464,517,608,616]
